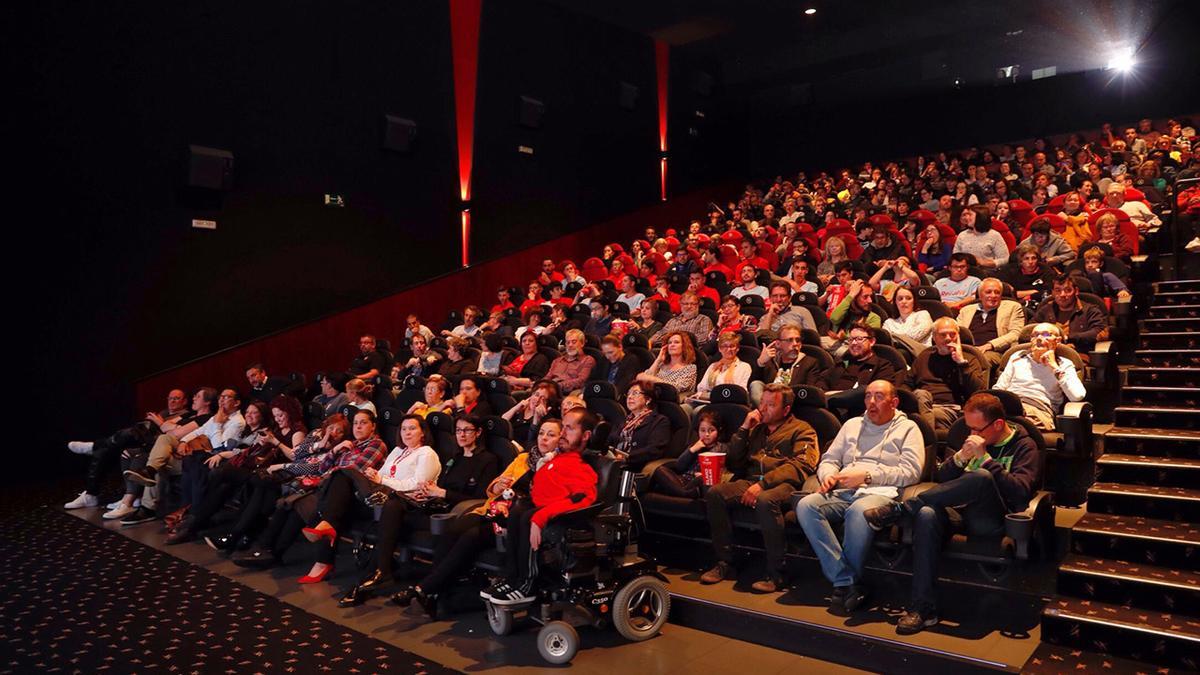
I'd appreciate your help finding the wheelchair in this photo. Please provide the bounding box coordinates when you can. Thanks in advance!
[482,452,670,664]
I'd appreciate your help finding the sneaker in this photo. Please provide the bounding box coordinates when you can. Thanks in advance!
[107,498,141,510]
[120,506,159,526]
[68,441,95,455]
[65,492,100,509]
[896,608,939,635]
[480,580,512,601]
[699,561,735,585]
[488,580,536,606]
[102,503,137,520]
[1186,237,1200,253]
[863,501,906,532]
[123,468,157,487]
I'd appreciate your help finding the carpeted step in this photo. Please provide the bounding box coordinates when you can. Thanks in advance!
[1114,406,1200,431]
[1155,280,1200,293]
[1121,385,1200,408]
[1086,482,1200,522]
[1070,512,1200,571]
[1148,303,1200,319]
[1096,453,1200,487]
[1152,290,1200,306]
[1057,553,1200,618]
[1140,317,1200,333]
[1040,596,1200,670]
[1125,367,1200,388]
[1133,349,1200,367]
[1023,642,1192,674]
[1104,427,1200,459]
[1139,331,1200,350]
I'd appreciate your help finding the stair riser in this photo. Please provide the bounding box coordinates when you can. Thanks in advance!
[1122,391,1200,407]
[1057,570,1200,617]
[1071,531,1200,572]
[1157,281,1200,292]
[1104,436,1200,460]
[1126,371,1200,387]
[1114,410,1200,431]
[1141,319,1200,333]
[1134,353,1200,367]
[1041,612,1200,670]
[1095,463,1200,488]
[1148,306,1200,318]
[1087,491,1200,522]
[1140,335,1200,350]
[1154,293,1200,305]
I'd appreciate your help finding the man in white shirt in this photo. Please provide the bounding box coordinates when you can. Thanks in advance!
[1105,182,1161,232]
[934,254,982,313]
[729,263,769,301]
[615,274,646,312]
[994,323,1086,429]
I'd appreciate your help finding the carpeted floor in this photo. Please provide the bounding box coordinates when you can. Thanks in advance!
[0,485,457,675]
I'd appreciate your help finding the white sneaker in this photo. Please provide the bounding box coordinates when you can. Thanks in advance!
[1186,237,1200,253]
[64,492,99,509]
[68,441,95,455]
[102,503,137,520]
[106,498,141,510]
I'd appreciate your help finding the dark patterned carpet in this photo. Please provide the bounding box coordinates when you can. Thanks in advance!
[0,486,457,674]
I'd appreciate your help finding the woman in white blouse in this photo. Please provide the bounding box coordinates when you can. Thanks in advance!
[689,332,751,404]
[883,286,933,352]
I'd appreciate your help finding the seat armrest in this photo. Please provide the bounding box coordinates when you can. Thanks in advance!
[450,499,486,517]
[1006,490,1054,561]
[634,457,675,493]
[1055,402,1094,458]
[1088,340,1115,389]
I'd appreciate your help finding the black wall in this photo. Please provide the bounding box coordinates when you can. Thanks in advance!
[20,1,663,475]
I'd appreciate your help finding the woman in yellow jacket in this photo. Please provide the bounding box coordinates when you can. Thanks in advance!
[1058,192,1093,253]
[384,418,564,614]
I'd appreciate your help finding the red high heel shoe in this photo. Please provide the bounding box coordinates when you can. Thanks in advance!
[301,523,337,544]
[298,564,334,584]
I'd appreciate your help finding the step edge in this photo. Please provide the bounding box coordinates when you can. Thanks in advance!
[1042,607,1200,642]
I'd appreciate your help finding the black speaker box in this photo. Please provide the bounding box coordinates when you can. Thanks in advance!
[519,96,544,128]
[187,145,234,191]
[382,115,417,152]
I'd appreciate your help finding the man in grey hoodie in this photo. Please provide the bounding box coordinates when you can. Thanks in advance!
[1019,218,1076,267]
[795,380,925,613]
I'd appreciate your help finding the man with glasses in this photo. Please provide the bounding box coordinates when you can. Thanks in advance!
[701,384,819,593]
[751,325,826,405]
[651,292,714,350]
[863,392,1041,634]
[825,323,901,393]
[795,380,924,614]
[994,323,1086,430]
[933,254,981,314]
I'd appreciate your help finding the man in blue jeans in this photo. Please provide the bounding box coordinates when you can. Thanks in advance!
[863,392,1041,634]
[795,380,925,614]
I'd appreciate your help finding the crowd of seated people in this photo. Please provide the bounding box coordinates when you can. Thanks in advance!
[64,118,1195,637]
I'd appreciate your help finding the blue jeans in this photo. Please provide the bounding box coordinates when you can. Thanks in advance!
[795,490,893,588]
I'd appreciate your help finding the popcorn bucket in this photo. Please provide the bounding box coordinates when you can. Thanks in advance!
[698,452,726,486]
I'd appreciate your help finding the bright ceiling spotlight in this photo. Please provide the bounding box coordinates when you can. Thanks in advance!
[804,8,817,15]
[1106,48,1136,73]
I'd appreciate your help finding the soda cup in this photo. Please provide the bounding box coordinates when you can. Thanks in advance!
[698,452,726,486]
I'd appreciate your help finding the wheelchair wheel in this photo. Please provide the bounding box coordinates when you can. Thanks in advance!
[537,621,579,665]
[486,602,514,636]
[612,575,670,642]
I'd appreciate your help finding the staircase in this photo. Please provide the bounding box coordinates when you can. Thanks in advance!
[1037,279,1200,671]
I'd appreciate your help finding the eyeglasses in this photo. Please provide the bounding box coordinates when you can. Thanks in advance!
[845,336,871,343]
[1031,331,1059,339]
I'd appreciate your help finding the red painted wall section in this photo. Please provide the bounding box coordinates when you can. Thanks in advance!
[133,184,737,412]
[655,40,669,154]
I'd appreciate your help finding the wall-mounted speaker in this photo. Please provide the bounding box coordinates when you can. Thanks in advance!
[187,145,234,190]
[519,96,544,128]
[382,115,417,152]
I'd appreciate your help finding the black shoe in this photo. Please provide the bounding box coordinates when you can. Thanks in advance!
[120,506,158,527]
[863,502,905,531]
[204,533,237,552]
[415,590,438,619]
[842,584,869,613]
[123,467,157,487]
[829,587,847,612]
[390,584,418,607]
[359,569,394,593]
[232,545,280,569]
[896,608,939,635]
[165,521,194,545]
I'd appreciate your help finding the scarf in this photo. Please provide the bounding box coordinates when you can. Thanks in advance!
[617,408,653,452]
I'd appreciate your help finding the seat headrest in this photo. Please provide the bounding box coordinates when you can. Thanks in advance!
[710,384,748,405]
[585,380,617,401]
[791,385,827,409]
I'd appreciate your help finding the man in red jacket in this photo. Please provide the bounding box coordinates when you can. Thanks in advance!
[483,408,599,605]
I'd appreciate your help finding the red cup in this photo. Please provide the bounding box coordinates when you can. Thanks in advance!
[698,452,726,486]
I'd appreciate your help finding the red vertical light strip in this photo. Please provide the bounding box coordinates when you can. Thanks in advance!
[655,40,669,201]
[450,0,482,265]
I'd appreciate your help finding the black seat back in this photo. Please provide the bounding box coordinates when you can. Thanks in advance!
[379,407,401,449]
[425,412,457,463]
[583,451,623,507]
[790,386,841,453]
[485,377,517,418]
[584,380,618,401]
[655,398,691,459]
[482,416,518,467]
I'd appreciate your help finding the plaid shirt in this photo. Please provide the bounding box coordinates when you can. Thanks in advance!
[652,313,715,348]
[317,435,386,475]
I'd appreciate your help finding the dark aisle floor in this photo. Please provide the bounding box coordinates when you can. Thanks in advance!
[12,481,866,674]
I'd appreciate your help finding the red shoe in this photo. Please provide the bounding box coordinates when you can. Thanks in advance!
[298,564,334,584]
[301,524,337,544]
